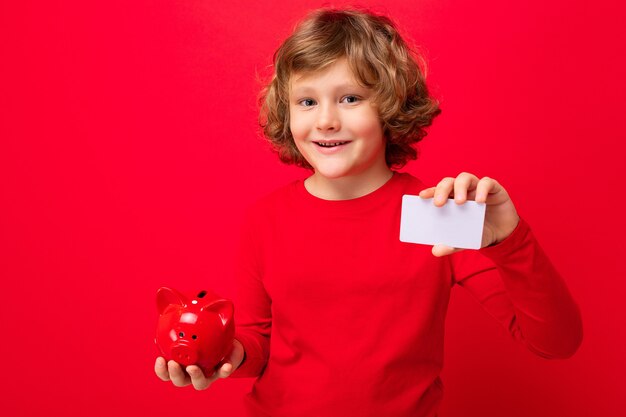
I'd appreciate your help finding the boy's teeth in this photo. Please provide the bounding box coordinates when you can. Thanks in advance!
[317,141,347,147]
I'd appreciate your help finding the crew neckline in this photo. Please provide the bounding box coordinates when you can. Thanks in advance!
[294,171,403,213]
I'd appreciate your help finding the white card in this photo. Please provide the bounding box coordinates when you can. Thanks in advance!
[399,195,486,249]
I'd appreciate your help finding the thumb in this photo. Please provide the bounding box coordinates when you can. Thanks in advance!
[216,340,244,378]
[432,244,463,257]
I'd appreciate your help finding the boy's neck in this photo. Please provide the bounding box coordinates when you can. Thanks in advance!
[304,166,394,201]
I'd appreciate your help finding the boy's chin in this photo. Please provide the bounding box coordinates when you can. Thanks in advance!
[311,166,354,181]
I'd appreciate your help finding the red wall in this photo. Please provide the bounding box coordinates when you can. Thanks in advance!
[1,1,624,416]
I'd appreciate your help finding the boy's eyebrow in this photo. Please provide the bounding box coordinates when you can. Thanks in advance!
[291,83,366,95]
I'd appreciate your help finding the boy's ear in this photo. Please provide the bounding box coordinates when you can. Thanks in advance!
[156,287,186,314]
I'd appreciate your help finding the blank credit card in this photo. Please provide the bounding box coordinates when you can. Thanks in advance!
[399,195,486,249]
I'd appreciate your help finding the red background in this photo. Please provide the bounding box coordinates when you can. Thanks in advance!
[1,0,624,416]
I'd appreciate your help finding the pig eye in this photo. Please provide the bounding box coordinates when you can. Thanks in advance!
[192,335,197,340]
[179,332,184,338]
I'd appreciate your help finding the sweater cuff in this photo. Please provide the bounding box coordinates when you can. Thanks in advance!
[478,216,531,262]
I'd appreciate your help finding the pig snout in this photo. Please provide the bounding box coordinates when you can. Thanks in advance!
[171,342,198,366]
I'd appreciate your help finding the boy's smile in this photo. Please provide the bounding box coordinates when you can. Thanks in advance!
[312,139,351,153]
[288,57,392,199]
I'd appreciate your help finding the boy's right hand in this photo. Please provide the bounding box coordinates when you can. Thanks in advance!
[154,338,245,390]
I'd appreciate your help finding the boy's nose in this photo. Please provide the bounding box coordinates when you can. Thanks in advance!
[316,105,341,132]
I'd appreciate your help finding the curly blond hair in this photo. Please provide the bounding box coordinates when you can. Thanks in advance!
[258,7,441,169]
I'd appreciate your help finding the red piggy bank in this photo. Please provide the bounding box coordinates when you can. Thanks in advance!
[155,287,235,376]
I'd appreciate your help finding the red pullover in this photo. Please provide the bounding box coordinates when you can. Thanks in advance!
[230,172,582,417]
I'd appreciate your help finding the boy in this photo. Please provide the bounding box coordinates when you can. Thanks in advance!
[155,8,582,416]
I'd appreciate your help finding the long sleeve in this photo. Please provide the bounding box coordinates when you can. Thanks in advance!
[229,206,272,378]
[451,217,583,359]
[226,173,581,416]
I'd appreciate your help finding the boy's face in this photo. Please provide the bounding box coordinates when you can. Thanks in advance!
[288,58,387,181]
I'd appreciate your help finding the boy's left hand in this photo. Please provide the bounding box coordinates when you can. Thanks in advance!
[418,172,520,257]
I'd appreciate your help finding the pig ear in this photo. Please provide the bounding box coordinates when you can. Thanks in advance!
[201,299,234,326]
[156,287,186,314]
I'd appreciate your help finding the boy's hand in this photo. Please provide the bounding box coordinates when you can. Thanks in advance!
[154,338,245,390]
[418,172,520,257]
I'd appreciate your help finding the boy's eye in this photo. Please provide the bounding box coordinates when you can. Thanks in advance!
[299,98,316,107]
[342,95,360,104]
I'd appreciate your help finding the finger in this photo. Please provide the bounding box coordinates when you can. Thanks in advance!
[421,185,479,201]
[475,176,499,203]
[155,357,170,381]
[453,172,479,205]
[418,187,435,199]
[431,244,463,257]
[217,362,234,378]
[186,365,212,390]
[434,177,455,206]
[168,360,191,387]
